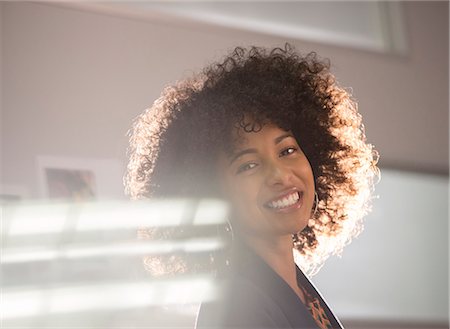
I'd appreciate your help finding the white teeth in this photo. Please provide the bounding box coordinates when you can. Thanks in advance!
[289,194,295,203]
[268,192,300,209]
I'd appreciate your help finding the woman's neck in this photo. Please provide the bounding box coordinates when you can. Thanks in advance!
[240,233,306,304]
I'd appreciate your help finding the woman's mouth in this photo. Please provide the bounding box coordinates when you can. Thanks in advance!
[264,191,303,211]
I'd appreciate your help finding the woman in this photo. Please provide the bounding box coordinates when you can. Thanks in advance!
[125,44,379,328]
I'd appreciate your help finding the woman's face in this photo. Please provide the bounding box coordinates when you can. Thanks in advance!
[217,123,315,240]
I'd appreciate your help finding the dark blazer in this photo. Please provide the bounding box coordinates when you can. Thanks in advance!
[195,240,344,329]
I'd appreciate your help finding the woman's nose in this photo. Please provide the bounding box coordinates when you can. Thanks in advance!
[265,161,292,187]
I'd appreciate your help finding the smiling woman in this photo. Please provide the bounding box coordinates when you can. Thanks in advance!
[217,124,315,243]
[125,44,379,328]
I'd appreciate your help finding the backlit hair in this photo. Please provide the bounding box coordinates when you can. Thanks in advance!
[125,44,380,276]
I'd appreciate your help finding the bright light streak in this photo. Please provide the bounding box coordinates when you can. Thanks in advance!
[2,237,225,263]
[1,199,228,324]
[192,199,229,225]
[76,199,187,230]
[2,289,44,319]
[2,249,61,263]
[4,199,228,237]
[3,277,217,319]
[6,202,71,236]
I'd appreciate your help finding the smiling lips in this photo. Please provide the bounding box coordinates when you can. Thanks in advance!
[265,191,303,211]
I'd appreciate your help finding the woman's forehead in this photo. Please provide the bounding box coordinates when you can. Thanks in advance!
[228,122,291,149]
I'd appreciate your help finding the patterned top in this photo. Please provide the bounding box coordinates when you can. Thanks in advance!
[300,285,333,329]
[296,264,343,329]
[196,239,344,328]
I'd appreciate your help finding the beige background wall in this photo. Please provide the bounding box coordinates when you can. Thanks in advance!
[1,1,448,198]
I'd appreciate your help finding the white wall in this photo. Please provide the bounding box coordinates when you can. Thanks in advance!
[313,170,448,325]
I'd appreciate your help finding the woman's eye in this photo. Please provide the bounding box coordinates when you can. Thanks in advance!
[236,162,258,174]
[280,147,297,157]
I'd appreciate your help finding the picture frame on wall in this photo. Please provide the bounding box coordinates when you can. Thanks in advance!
[37,156,124,201]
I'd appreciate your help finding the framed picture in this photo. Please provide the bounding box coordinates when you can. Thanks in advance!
[37,156,125,200]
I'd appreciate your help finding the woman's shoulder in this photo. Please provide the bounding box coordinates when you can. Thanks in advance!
[195,275,291,329]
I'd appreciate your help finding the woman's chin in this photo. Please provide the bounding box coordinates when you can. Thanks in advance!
[291,220,309,235]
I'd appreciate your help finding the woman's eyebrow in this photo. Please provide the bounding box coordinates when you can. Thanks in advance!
[229,148,257,165]
[274,133,294,144]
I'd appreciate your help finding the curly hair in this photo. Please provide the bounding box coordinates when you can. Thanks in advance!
[125,44,379,276]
